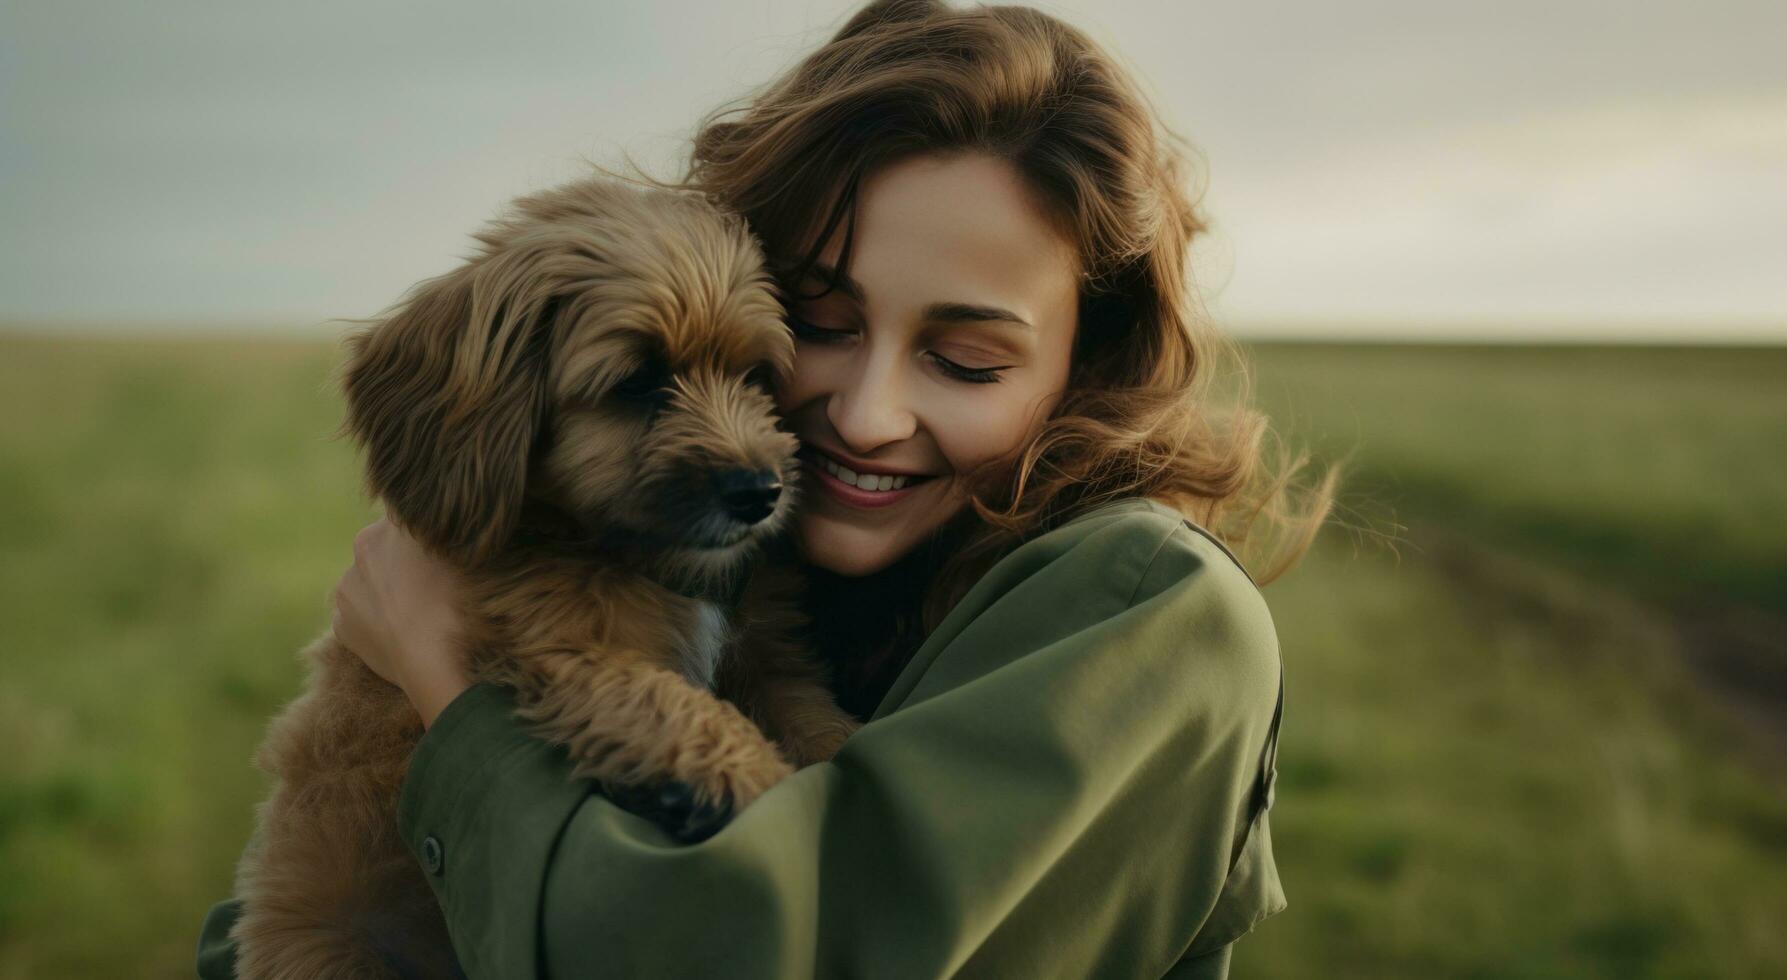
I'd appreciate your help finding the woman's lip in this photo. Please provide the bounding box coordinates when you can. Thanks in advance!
[803,447,935,479]
[804,457,926,509]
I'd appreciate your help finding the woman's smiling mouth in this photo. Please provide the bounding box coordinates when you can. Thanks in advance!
[803,449,937,508]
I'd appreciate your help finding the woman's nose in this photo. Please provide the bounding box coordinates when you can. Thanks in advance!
[826,351,918,453]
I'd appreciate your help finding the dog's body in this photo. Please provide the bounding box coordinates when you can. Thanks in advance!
[229,177,860,979]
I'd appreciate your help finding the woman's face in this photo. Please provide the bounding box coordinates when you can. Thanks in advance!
[774,152,1081,577]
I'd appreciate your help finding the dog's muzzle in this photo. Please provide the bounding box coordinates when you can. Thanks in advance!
[712,468,783,526]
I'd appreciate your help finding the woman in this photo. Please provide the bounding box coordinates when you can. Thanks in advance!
[199,0,1338,976]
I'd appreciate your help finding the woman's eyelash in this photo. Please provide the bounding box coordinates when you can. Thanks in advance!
[926,352,1007,384]
[785,314,852,343]
[787,313,1008,384]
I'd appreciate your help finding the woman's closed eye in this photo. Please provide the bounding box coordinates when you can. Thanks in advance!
[925,351,1010,384]
[786,313,854,345]
[786,313,1013,384]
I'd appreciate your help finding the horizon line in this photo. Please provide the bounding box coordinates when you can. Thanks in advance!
[2,315,1783,347]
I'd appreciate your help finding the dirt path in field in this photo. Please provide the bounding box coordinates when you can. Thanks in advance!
[1669,602,1787,765]
[1406,518,1787,781]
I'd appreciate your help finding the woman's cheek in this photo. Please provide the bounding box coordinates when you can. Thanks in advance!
[773,350,831,413]
[932,391,1036,473]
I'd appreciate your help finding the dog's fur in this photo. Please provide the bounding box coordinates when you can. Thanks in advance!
[228,177,862,979]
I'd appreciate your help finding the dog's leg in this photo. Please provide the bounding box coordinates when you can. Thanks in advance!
[715,637,861,768]
[743,669,865,768]
[232,635,461,980]
[721,568,864,768]
[511,656,795,826]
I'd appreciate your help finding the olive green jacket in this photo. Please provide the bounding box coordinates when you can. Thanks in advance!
[197,497,1286,978]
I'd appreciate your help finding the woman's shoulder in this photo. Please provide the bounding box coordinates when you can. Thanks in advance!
[1014,496,1267,616]
[875,494,1282,746]
[989,497,1280,701]
[1066,496,1258,586]
[922,496,1277,679]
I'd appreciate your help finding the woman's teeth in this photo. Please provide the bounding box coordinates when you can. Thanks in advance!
[816,454,913,492]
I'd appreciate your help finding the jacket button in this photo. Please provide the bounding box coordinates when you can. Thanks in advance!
[422,835,445,876]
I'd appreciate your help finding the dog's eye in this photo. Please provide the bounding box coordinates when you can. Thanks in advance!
[611,358,672,406]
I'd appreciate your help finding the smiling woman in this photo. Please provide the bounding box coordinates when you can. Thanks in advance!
[198,1,1340,977]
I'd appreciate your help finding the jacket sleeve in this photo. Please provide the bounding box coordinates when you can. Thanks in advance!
[195,897,242,978]
[399,507,1286,979]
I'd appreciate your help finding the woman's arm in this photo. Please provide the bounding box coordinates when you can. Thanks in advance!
[402,503,1284,978]
[196,501,1284,978]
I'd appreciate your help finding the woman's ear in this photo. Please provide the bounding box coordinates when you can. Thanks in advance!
[336,261,556,568]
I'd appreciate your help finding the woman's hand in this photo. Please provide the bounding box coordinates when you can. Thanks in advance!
[332,516,473,728]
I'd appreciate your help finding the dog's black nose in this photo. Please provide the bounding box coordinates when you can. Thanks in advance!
[713,468,782,525]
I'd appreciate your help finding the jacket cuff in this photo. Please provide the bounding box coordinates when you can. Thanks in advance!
[397,682,594,979]
[195,898,243,979]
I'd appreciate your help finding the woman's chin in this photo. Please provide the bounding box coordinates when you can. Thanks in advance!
[794,513,909,578]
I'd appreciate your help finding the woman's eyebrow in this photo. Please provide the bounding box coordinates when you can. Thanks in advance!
[800,259,1033,329]
[923,301,1032,329]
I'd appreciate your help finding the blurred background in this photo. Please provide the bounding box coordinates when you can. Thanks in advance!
[2,1,1783,976]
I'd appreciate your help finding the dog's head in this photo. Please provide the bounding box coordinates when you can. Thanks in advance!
[339,177,798,579]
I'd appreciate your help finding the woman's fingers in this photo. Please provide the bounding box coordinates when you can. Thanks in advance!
[331,516,464,693]
[353,516,391,568]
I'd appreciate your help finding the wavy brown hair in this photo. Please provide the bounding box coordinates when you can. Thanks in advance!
[624,0,1343,650]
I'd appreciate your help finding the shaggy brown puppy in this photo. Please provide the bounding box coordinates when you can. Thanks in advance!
[229,176,862,979]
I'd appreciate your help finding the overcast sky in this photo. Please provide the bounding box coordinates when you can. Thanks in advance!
[3,0,1783,341]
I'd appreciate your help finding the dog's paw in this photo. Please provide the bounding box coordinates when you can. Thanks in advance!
[604,780,735,844]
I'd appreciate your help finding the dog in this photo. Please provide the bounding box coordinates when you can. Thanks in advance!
[228,176,863,979]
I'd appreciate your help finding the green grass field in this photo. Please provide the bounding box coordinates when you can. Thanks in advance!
[1,334,1782,978]
[1248,343,1787,614]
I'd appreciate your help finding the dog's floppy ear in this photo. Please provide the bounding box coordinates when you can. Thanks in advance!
[337,258,558,568]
